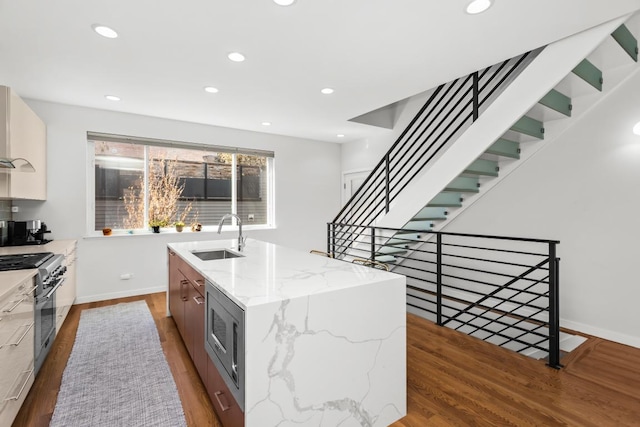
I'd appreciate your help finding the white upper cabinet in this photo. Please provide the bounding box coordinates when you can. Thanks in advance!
[0,86,46,200]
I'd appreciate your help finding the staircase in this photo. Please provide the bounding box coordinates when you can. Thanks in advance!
[329,13,639,365]
[375,19,638,265]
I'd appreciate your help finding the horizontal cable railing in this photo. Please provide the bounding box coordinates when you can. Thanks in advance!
[327,222,562,368]
[332,49,541,258]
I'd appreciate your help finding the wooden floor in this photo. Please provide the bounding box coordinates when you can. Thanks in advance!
[14,292,640,426]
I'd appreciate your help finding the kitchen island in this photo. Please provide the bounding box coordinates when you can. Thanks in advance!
[168,238,406,427]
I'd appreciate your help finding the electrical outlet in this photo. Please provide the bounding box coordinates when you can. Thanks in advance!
[248,214,255,222]
[11,206,19,213]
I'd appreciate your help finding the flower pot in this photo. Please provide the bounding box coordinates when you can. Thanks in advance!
[175,224,184,232]
[152,225,160,233]
[102,228,112,236]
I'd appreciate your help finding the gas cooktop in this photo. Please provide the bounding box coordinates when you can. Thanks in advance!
[0,252,54,271]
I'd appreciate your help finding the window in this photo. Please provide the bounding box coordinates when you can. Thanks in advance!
[89,133,274,232]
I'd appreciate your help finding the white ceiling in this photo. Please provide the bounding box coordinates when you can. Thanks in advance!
[1,0,640,143]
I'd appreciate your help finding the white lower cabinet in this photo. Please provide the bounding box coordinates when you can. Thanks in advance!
[56,241,77,330]
[0,277,35,426]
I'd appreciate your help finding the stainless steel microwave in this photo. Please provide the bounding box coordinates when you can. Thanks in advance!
[205,280,245,411]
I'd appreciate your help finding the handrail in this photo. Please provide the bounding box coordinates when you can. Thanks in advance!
[327,222,561,369]
[333,49,541,232]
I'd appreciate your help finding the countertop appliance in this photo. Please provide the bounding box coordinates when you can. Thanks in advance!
[3,220,52,247]
[205,280,245,412]
[0,251,67,375]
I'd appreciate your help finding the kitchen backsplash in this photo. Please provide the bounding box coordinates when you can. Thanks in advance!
[0,201,11,221]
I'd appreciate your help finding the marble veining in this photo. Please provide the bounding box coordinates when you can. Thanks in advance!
[244,274,406,426]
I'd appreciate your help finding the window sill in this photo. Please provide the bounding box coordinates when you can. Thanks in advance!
[84,224,275,239]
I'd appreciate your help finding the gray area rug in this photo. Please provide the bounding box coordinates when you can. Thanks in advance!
[50,301,187,427]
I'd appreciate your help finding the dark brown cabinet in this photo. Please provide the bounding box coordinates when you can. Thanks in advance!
[168,250,244,427]
[185,272,207,380]
[207,357,244,427]
[168,250,186,338]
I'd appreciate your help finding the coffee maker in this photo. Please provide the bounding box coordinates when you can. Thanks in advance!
[4,220,52,246]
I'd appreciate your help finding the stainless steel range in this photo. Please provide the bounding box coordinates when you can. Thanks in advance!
[0,252,67,374]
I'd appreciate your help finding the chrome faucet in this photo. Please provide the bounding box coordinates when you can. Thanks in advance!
[217,213,245,251]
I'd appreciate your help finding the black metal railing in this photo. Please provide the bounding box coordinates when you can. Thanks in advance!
[333,49,541,244]
[328,222,562,368]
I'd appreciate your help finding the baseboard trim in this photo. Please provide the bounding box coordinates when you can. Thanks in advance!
[561,319,640,349]
[75,286,166,304]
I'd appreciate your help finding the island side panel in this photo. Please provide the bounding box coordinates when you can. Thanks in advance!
[244,275,406,427]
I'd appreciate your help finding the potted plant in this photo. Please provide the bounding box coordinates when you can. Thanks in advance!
[174,203,192,233]
[149,219,168,233]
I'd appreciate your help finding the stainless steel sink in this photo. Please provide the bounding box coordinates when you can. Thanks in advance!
[191,249,244,261]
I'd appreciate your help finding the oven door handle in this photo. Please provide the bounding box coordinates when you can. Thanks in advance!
[44,277,66,300]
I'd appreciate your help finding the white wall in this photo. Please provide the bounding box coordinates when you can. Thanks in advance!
[340,90,435,173]
[14,101,341,302]
[441,67,640,348]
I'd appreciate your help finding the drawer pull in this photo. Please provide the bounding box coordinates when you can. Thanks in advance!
[7,323,34,347]
[214,391,231,412]
[2,297,26,313]
[192,296,204,305]
[24,285,38,295]
[4,369,33,401]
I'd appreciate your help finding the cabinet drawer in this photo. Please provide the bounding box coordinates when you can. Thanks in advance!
[178,263,205,297]
[206,357,244,427]
[0,279,36,315]
[0,368,34,427]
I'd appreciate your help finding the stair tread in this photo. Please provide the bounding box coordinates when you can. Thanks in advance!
[387,234,422,245]
[376,247,407,255]
[572,58,603,92]
[445,176,479,193]
[464,158,500,177]
[374,255,397,263]
[405,220,434,230]
[510,115,545,139]
[485,138,520,159]
[611,23,638,62]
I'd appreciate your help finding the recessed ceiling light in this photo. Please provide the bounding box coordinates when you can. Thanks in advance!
[228,52,246,62]
[321,88,334,95]
[337,134,345,138]
[466,0,492,14]
[274,0,296,5]
[262,122,272,126]
[92,24,118,39]
[204,86,219,93]
[105,95,120,101]
[633,122,640,135]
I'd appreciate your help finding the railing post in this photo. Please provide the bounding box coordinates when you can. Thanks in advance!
[385,154,390,213]
[437,233,443,326]
[472,71,479,121]
[370,227,376,262]
[327,223,332,258]
[547,242,561,369]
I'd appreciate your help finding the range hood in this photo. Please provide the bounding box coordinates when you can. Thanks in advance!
[0,157,36,172]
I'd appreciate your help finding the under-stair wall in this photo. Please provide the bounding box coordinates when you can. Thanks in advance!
[439,30,640,349]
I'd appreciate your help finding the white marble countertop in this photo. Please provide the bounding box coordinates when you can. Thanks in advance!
[168,238,403,309]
